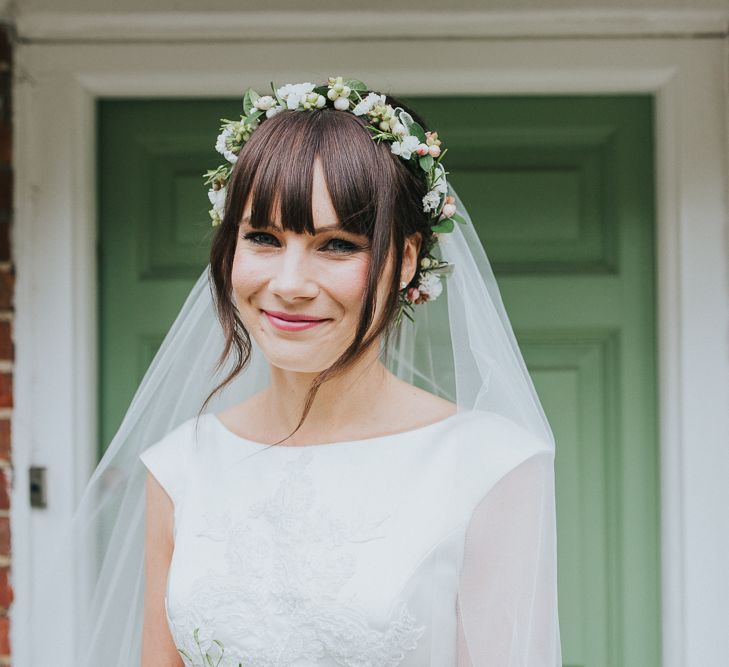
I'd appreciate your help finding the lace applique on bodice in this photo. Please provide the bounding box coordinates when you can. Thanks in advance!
[168,448,426,666]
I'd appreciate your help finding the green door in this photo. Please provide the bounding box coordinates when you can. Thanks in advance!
[98,94,660,667]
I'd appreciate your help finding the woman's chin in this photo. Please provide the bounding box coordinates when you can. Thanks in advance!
[267,356,333,374]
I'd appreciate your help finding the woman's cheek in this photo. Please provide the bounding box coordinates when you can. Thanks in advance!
[231,250,265,296]
[331,258,370,303]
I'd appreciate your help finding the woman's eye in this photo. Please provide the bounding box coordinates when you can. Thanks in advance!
[323,238,359,253]
[242,232,279,246]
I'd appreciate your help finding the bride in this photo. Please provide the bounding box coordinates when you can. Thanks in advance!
[52,77,562,666]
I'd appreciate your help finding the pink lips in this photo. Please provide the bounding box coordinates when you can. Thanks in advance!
[262,310,329,332]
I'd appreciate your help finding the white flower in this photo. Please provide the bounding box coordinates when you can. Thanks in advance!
[214,126,239,165]
[214,126,230,153]
[333,97,350,111]
[254,95,275,111]
[418,271,443,300]
[352,92,386,116]
[327,76,352,103]
[390,135,420,160]
[208,185,227,224]
[422,190,441,213]
[276,82,316,110]
[266,105,284,119]
[391,121,407,137]
[214,126,232,153]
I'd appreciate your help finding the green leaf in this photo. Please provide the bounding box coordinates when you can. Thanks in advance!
[242,88,260,116]
[202,165,230,186]
[431,218,455,233]
[450,212,467,225]
[430,263,455,276]
[313,85,329,97]
[408,121,427,143]
[270,80,286,108]
[418,154,434,172]
[344,79,368,92]
[244,109,264,125]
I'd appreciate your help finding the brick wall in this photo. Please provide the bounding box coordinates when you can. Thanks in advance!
[0,23,13,667]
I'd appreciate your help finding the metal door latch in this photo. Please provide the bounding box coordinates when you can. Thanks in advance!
[29,466,47,508]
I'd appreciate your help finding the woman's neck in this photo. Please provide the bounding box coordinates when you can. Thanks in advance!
[260,351,396,442]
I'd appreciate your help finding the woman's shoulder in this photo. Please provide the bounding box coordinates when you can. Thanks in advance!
[138,416,205,507]
[139,415,205,464]
[390,380,550,457]
[437,409,553,510]
[444,408,552,473]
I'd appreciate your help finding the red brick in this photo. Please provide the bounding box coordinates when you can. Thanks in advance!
[0,517,9,556]
[0,421,8,463]
[0,470,7,512]
[0,374,11,409]
[0,271,13,310]
[0,568,12,609]
[0,321,11,361]
[0,614,9,654]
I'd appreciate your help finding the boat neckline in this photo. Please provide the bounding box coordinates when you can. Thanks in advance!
[208,409,468,449]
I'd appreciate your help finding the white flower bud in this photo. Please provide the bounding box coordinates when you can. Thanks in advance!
[334,97,350,111]
[327,88,338,101]
[420,257,431,268]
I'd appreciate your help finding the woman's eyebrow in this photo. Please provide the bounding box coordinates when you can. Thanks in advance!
[240,216,346,234]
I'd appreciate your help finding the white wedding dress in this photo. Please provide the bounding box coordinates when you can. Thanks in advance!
[139,408,560,667]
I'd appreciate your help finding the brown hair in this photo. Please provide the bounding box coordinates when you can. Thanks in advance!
[199,95,437,444]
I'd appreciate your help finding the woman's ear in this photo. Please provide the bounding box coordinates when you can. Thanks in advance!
[401,232,423,286]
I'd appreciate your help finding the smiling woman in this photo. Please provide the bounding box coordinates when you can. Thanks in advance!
[48,77,561,667]
[204,103,439,445]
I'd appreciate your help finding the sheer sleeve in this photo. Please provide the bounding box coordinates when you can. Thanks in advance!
[456,449,562,666]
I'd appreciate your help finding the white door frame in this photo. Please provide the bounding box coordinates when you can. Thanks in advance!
[10,10,729,667]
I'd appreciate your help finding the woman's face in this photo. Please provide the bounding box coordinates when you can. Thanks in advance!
[231,159,408,374]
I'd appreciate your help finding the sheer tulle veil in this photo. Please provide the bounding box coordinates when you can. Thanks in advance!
[26,166,561,661]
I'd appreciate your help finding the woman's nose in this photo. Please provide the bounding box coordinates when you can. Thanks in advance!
[267,242,320,300]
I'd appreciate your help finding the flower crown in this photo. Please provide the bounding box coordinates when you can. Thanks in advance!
[204,76,466,326]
